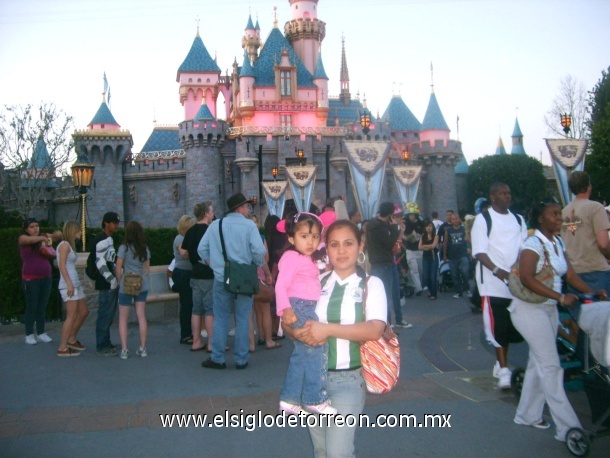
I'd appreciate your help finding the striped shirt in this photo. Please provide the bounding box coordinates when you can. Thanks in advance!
[316,271,387,370]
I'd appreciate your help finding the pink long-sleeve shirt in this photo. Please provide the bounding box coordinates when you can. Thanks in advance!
[275,250,321,316]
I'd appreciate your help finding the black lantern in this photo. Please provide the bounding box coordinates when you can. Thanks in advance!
[402,147,410,161]
[71,152,95,250]
[560,113,572,137]
[360,108,371,136]
[271,167,278,180]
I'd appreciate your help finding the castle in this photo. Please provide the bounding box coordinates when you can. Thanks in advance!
[10,0,495,228]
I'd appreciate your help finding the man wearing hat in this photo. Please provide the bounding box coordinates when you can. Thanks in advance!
[92,212,121,356]
[198,193,269,369]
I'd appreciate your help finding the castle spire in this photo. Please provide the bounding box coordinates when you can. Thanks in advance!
[340,34,351,105]
[430,62,434,93]
[511,117,526,155]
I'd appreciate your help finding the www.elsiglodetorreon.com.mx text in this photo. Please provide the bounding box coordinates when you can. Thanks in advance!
[160,410,452,431]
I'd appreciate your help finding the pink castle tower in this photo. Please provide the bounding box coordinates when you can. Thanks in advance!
[284,0,325,76]
[177,25,222,121]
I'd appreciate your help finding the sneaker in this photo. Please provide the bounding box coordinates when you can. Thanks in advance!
[136,347,147,357]
[200,330,208,338]
[228,328,236,337]
[67,340,86,351]
[492,361,501,378]
[304,401,338,415]
[395,320,413,329]
[400,297,407,307]
[36,333,53,343]
[498,367,512,389]
[422,286,429,291]
[96,347,118,357]
[57,348,80,357]
[201,358,227,369]
[279,401,307,415]
[120,349,129,360]
[25,334,37,345]
[465,291,473,298]
[453,293,462,299]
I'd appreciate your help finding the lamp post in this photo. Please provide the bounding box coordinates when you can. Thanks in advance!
[271,167,278,180]
[296,147,305,166]
[71,152,95,251]
[360,107,371,137]
[561,113,572,138]
[402,147,411,161]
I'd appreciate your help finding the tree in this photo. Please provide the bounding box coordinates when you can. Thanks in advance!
[585,66,610,203]
[0,103,74,218]
[468,154,547,215]
[544,75,589,139]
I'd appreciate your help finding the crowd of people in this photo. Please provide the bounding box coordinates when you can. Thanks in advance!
[17,170,610,451]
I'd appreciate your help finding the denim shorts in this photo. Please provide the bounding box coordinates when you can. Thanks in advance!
[59,286,86,302]
[119,290,148,306]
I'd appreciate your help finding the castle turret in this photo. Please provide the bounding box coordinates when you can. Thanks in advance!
[242,14,261,64]
[313,50,329,120]
[495,137,507,155]
[284,0,325,75]
[238,51,256,119]
[339,36,350,105]
[511,117,526,155]
[419,91,450,144]
[177,29,221,121]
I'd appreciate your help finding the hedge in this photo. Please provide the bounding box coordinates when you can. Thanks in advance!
[0,227,177,322]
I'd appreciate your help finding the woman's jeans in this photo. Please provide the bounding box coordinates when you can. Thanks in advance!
[172,268,193,339]
[422,255,438,297]
[23,277,51,335]
[281,298,329,406]
[308,368,366,458]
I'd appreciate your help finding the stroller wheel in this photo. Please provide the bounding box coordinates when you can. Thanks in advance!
[511,368,525,398]
[404,285,415,298]
[565,427,589,457]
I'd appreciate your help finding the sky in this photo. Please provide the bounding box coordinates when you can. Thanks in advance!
[1,0,609,169]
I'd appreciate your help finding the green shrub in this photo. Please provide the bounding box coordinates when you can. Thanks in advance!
[0,227,177,321]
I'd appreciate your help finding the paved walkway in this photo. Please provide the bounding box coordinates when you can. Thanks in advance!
[0,293,606,457]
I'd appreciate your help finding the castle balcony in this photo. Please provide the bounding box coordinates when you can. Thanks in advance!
[227,125,347,138]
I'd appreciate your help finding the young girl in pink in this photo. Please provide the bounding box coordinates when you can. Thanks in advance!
[276,211,336,415]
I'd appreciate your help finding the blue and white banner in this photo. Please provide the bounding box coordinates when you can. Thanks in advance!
[262,181,288,217]
[545,139,588,206]
[285,165,317,213]
[392,165,422,208]
[343,141,391,220]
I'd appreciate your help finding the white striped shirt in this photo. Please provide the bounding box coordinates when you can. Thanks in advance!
[316,271,387,370]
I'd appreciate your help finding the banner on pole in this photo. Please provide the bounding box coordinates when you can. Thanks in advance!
[392,165,422,208]
[545,138,588,206]
[262,180,288,217]
[285,165,317,213]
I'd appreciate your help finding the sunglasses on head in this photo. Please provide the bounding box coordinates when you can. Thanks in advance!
[540,196,560,206]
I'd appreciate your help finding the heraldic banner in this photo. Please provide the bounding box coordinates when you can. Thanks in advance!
[343,140,391,220]
[545,138,588,206]
[285,165,317,213]
[392,165,422,207]
[262,180,288,217]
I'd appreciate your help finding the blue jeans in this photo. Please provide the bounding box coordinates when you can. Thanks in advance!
[449,256,470,294]
[422,255,438,297]
[281,298,329,406]
[569,270,610,295]
[96,288,118,351]
[211,280,253,365]
[22,277,51,335]
[308,368,366,458]
[391,264,403,323]
[371,265,394,324]
[173,268,193,339]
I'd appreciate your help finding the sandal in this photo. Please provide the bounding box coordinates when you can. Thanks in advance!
[266,343,282,350]
[180,336,194,345]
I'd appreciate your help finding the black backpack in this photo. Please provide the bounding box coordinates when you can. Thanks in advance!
[85,248,100,280]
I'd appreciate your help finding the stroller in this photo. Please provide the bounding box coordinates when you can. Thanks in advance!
[438,255,453,292]
[511,296,610,457]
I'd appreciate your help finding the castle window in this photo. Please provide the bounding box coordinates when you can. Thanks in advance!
[189,78,193,83]
[281,114,292,127]
[281,71,291,96]
[197,78,201,83]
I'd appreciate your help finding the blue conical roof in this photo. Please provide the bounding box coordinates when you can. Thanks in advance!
[140,127,182,153]
[89,102,119,126]
[495,137,507,155]
[381,96,421,131]
[454,156,468,174]
[239,52,256,78]
[177,35,221,78]
[421,93,450,131]
[255,19,260,30]
[253,28,315,88]
[194,102,215,121]
[28,135,52,169]
[245,14,255,30]
[313,53,328,80]
[512,118,523,137]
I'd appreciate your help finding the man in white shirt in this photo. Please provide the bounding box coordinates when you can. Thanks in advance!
[471,183,527,390]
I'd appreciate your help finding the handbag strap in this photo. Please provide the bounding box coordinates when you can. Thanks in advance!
[533,235,559,276]
[218,219,228,263]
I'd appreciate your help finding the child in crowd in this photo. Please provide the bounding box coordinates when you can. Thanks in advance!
[276,211,336,415]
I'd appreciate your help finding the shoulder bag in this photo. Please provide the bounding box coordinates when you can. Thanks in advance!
[219,219,259,296]
[123,273,143,296]
[508,236,555,303]
[359,277,401,394]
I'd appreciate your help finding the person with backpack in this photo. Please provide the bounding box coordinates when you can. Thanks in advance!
[471,182,527,390]
[89,212,121,357]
